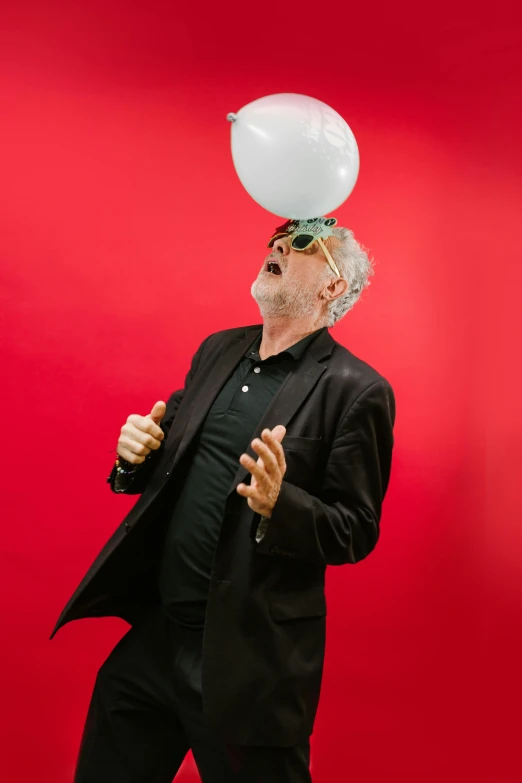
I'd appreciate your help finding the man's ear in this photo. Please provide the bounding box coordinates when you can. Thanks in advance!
[323,276,349,302]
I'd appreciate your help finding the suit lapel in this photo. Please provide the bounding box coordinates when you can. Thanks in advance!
[167,325,336,492]
[226,347,329,497]
[168,327,262,473]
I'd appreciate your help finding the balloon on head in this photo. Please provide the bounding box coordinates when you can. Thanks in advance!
[227,93,359,220]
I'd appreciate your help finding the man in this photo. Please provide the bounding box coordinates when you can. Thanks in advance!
[50,217,396,783]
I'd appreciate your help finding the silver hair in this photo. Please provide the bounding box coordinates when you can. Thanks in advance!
[321,227,375,327]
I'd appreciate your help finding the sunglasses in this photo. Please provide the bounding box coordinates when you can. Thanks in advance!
[267,219,342,278]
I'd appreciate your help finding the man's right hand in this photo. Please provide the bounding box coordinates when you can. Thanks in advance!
[116,400,166,465]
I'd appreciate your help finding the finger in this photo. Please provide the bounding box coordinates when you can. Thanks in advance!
[269,425,286,442]
[250,438,279,479]
[259,430,286,474]
[252,455,266,488]
[123,422,163,451]
[236,485,267,514]
[148,400,166,425]
[127,413,164,441]
[239,453,271,491]
[251,457,263,487]
[116,444,147,464]
[118,433,152,459]
[236,482,261,500]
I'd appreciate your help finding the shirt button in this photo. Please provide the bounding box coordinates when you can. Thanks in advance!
[242,385,249,392]
[254,367,261,373]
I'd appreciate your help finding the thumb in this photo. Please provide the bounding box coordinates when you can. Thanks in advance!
[148,400,167,424]
[270,425,286,443]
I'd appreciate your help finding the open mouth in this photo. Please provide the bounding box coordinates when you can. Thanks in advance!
[266,260,282,275]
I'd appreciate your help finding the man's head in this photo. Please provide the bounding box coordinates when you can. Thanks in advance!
[251,224,374,327]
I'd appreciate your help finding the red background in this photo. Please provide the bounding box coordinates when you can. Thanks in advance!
[1,1,521,781]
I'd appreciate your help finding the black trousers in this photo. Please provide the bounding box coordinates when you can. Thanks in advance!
[73,604,312,783]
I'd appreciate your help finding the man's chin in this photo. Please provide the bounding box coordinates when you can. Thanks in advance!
[251,285,282,314]
[250,279,274,303]
[251,277,317,315]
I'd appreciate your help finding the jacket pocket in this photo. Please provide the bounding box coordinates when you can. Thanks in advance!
[269,587,327,622]
[280,436,325,492]
[282,436,322,452]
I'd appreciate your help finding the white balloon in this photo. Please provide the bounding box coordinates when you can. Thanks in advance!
[227,93,360,219]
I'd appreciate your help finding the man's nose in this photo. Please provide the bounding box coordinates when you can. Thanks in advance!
[272,238,290,255]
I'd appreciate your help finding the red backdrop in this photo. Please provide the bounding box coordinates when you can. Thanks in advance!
[1,2,521,781]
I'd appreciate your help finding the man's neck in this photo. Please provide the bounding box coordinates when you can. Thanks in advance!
[259,316,326,360]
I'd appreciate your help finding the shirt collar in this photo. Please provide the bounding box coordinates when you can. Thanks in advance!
[245,327,327,363]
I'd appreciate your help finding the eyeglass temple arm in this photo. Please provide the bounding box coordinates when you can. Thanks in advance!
[317,237,341,278]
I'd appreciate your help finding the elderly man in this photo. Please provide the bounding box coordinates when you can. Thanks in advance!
[51,217,396,783]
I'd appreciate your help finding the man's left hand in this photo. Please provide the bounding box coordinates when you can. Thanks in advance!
[236,426,287,517]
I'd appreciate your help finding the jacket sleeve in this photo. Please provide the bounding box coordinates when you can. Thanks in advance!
[107,334,212,495]
[253,379,396,566]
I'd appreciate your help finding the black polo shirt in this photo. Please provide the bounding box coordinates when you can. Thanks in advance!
[156,327,326,629]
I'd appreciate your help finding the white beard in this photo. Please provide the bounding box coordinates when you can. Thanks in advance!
[250,274,319,319]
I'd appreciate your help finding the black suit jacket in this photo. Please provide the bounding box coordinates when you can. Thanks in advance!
[50,324,396,746]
